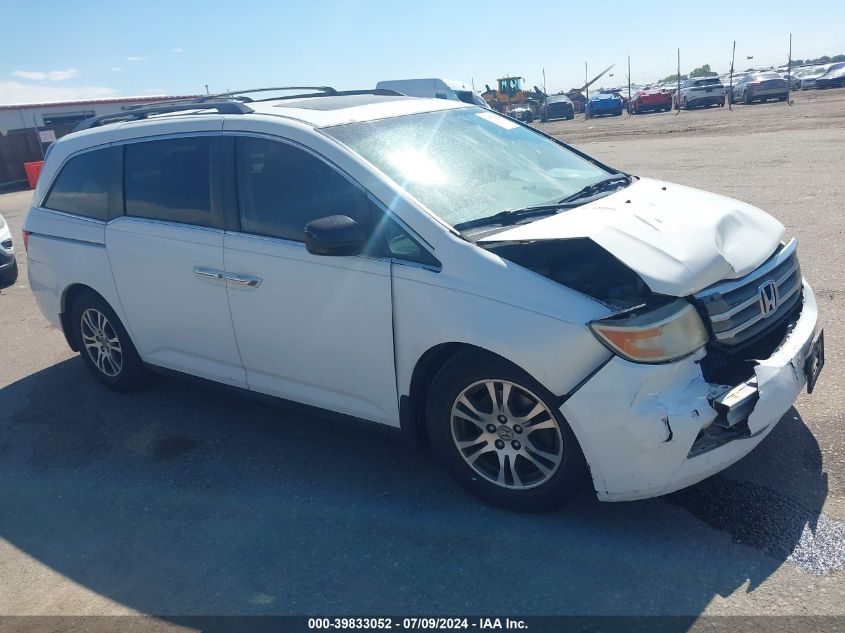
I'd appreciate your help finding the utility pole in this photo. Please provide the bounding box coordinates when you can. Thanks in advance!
[627,56,632,115]
[204,84,209,95]
[728,41,736,111]
[787,33,793,105]
[542,68,547,95]
[584,62,590,118]
[675,48,681,114]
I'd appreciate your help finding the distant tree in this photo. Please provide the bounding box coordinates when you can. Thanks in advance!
[661,73,688,83]
[797,54,843,66]
[689,63,717,77]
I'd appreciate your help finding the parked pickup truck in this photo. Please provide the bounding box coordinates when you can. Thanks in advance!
[675,77,725,109]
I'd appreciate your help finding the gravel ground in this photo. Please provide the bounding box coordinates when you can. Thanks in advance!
[0,88,843,620]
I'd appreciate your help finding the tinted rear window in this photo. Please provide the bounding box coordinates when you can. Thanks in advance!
[124,137,212,226]
[694,78,722,86]
[44,148,110,220]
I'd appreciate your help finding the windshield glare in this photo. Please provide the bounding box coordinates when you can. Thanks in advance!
[326,108,611,227]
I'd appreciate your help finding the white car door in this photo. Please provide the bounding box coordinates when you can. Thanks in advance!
[106,132,247,387]
[222,134,412,425]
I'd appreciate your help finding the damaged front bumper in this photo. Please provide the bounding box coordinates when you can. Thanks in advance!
[561,280,821,502]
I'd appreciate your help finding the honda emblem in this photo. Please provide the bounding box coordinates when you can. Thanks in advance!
[758,281,779,316]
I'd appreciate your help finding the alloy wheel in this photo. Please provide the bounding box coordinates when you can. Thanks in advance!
[450,379,563,490]
[81,308,123,377]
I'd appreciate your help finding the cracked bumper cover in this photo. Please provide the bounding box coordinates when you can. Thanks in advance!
[561,280,820,502]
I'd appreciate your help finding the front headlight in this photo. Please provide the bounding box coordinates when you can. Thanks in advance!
[589,300,708,363]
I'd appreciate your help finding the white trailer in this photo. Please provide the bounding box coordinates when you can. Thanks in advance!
[376,78,489,108]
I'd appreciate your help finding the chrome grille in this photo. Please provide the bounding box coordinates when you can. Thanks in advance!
[695,239,802,346]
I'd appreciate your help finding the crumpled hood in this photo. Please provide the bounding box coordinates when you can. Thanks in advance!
[479,177,785,296]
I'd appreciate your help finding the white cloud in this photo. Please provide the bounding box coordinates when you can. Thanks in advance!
[112,67,123,72]
[125,56,148,62]
[170,47,184,53]
[11,68,79,81]
[0,80,117,105]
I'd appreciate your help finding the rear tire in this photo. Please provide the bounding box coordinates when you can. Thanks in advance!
[426,351,590,512]
[70,289,149,392]
[0,260,18,288]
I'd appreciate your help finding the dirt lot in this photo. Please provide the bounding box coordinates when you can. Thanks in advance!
[0,89,844,623]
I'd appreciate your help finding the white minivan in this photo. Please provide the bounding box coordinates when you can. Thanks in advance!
[24,88,824,511]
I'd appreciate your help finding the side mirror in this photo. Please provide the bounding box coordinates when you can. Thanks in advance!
[305,215,367,256]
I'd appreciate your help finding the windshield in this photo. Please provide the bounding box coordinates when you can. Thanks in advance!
[325,108,612,227]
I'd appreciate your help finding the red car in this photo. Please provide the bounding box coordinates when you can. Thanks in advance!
[629,87,673,114]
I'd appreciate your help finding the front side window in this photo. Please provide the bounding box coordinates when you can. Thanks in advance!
[235,136,363,242]
[236,136,437,265]
[44,148,110,220]
[124,137,212,226]
[325,108,611,228]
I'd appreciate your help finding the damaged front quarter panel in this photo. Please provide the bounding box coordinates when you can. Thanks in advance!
[560,350,718,500]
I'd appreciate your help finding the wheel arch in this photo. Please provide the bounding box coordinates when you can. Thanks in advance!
[59,283,112,352]
[401,342,537,450]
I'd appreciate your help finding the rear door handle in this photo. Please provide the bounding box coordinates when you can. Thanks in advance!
[223,272,262,288]
[193,266,225,280]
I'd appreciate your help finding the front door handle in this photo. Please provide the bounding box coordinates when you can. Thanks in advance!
[193,266,225,280]
[223,272,262,288]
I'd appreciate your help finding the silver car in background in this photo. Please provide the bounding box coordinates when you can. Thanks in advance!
[731,71,789,104]
[815,62,845,89]
[799,64,833,90]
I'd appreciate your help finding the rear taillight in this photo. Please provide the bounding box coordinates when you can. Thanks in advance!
[22,230,30,252]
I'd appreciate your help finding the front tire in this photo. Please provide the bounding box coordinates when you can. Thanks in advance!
[426,351,590,512]
[70,290,149,391]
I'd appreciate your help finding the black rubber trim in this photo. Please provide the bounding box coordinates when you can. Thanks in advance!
[556,354,614,406]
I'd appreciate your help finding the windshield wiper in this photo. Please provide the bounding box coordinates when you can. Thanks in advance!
[454,174,633,233]
[453,203,576,232]
[559,174,632,203]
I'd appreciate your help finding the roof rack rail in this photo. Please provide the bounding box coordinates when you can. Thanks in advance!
[73,101,253,131]
[198,86,405,104]
[197,86,338,103]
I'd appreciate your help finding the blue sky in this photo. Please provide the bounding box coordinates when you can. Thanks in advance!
[1,0,843,104]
